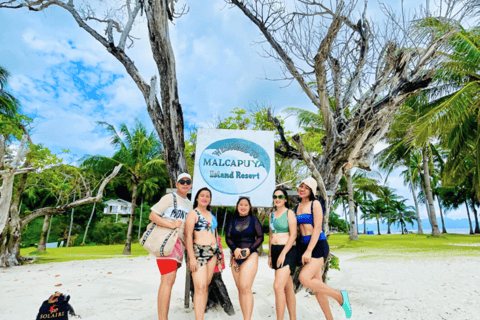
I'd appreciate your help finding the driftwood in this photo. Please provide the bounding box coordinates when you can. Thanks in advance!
[188,270,235,316]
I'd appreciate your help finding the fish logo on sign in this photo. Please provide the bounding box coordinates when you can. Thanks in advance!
[199,138,271,195]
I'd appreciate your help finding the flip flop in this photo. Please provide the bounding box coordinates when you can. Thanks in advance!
[341,290,352,318]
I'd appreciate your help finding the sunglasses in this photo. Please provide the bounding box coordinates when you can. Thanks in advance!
[272,195,286,200]
[178,180,192,185]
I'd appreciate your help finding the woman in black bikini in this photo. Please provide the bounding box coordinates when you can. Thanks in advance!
[295,177,352,320]
[185,187,222,320]
[225,196,264,320]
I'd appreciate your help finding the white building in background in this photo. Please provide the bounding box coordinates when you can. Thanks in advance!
[103,199,132,223]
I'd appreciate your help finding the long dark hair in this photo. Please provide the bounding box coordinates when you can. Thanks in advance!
[273,188,289,209]
[193,187,212,211]
[233,196,254,218]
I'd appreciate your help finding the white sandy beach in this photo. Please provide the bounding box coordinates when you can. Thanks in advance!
[1,252,479,320]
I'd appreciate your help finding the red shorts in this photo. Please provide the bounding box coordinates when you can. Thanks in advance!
[156,259,178,275]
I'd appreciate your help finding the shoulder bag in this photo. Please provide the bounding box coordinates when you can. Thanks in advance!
[141,193,180,256]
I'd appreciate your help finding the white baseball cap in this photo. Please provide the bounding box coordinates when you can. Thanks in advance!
[176,173,192,183]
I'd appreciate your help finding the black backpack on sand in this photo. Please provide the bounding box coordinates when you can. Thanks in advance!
[36,292,78,320]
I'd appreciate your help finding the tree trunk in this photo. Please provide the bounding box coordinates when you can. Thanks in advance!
[387,223,391,235]
[422,147,441,236]
[206,273,235,315]
[0,208,22,267]
[82,203,96,245]
[437,196,447,234]
[376,216,381,235]
[465,201,474,234]
[123,182,138,255]
[346,170,358,240]
[363,213,366,235]
[409,167,423,234]
[471,201,480,234]
[66,193,76,247]
[355,208,359,235]
[138,198,143,240]
[144,0,188,182]
[37,215,51,252]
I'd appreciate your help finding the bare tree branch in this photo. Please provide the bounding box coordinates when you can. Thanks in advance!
[21,164,122,227]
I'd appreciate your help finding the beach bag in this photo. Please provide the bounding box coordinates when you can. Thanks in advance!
[141,193,180,256]
[36,292,77,320]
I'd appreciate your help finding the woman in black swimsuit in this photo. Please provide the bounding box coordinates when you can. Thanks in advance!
[225,196,264,320]
[185,187,222,320]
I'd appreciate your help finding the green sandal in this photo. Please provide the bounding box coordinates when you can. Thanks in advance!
[341,290,352,318]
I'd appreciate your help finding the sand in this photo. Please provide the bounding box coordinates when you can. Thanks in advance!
[1,252,479,320]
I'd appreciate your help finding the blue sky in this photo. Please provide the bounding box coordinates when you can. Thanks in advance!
[0,1,473,224]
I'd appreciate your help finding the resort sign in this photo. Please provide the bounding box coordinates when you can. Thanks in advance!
[192,128,275,207]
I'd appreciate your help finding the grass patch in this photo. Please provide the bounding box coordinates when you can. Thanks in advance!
[21,243,150,264]
[328,233,480,257]
[20,233,478,265]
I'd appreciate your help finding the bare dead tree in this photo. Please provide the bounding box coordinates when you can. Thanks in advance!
[226,0,479,237]
[0,163,122,267]
[0,0,189,184]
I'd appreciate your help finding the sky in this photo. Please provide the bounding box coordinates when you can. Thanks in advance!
[0,0,473,225]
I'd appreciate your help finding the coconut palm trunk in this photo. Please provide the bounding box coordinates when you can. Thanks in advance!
[123,182,138,255]
[465,201,474,234]
[471,201,480,234]
[376,215,381,235]
[436,196,447,233]
[422,147,441,236]
[346,169,358,240]
[409,167,423,234]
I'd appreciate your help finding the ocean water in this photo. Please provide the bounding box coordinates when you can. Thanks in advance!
[357,228,474,235]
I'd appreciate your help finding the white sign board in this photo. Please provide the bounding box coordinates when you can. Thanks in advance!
[192,128,275,207]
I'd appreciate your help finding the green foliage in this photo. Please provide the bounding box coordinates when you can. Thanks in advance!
[328,212,349,233]
[217,107,251,129]
[328,254,340,271]
[91,220,128,245]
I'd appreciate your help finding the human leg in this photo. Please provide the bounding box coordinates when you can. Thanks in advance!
[192,256,217,320]
[235,253,258,320]
[298,258,343,305]
[285,275,296,320]
[273,266,291,320]
[157,264,178,320]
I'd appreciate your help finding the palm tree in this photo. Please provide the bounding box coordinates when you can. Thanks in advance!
[405,21,480,234]
[335,169,382,237]
[392,199,417,234]
[82,119,165,254]
[362,199,386,235]
[0,65,20,119]
[376,139,425,234]
[377,186,402,234]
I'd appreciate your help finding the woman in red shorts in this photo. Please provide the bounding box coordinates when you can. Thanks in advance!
[149,173,193,320]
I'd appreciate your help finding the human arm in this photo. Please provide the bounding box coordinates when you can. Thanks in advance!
[278,210,297,268]
[148,194,182,229]
[225,219,242,259]
[248,217,264,255]
[302,201,323,265]
[185,210,198,273]
[268,214,272,268]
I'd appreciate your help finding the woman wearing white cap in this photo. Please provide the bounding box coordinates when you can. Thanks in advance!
[149,173,193,320]
[295,177,352,319]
